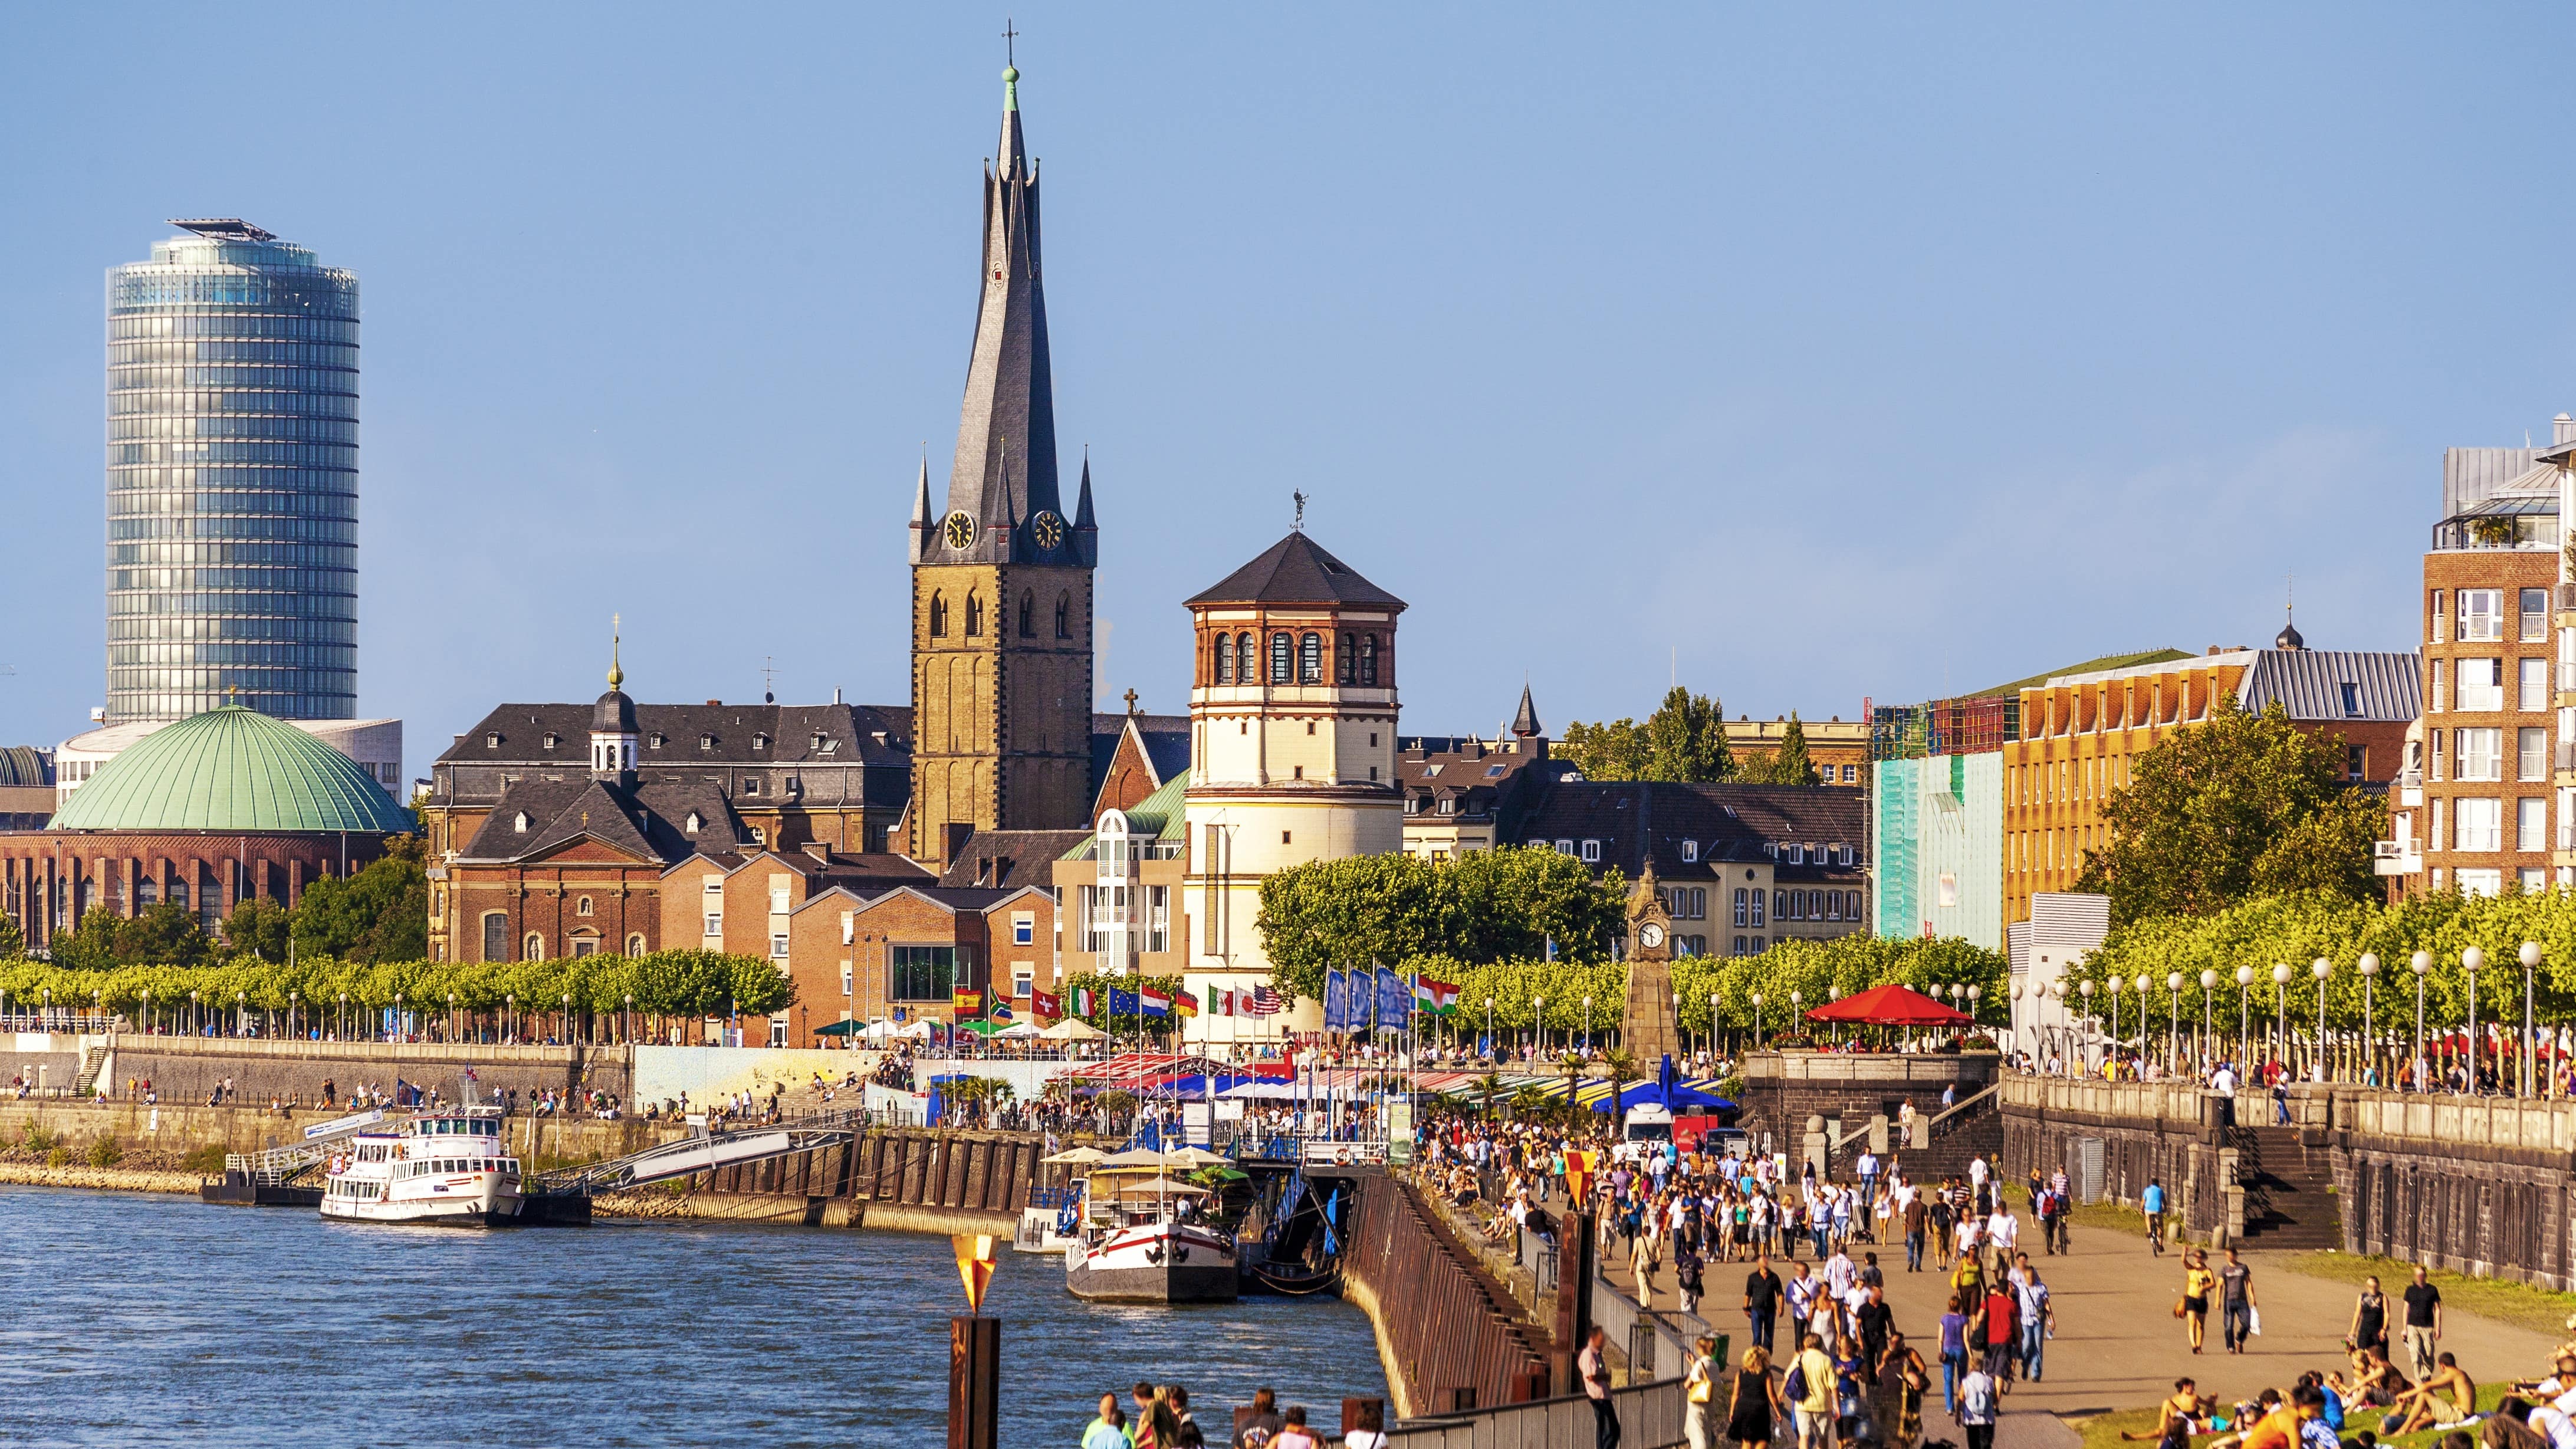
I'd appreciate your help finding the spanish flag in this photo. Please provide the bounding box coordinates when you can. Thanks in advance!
[952,987,983,1014]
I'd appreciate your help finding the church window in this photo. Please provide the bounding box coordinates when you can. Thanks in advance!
[929,593,948,638]
[965,592,983,637]
[524,933,545,962]
[482,912,510,962]
[1270,633,1292,684]
[1359,634,1379,685]
[1214,633,1233,685]
[1018,591,1034,638]
[1055,593,1071,639]
[1300,633,1322,684]
[1338,633,1355,685]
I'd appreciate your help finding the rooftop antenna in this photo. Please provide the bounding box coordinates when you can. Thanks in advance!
[763,656,777,705]
[1292,491,1306,532]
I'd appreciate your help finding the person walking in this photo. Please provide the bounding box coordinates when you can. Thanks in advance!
[1983,1279,2019,1390]
[1938,1293,1972,1417]
[1857,1149,1880,1236]
[2182,1250,2216,1355]
[2348,1274,2390,1361]
[1745,1256,1783,1358]
[1789,1333,1836,1449]
[1959,1359,1998,1449]
[1726,1345,1785,1449]
[1581,1325,1621,1449]
[2219,1248,2256,1354]
[1904,1185,1928,1273]
[2143,1177,2168,1256]
[1785,1260,1819,1358]
[1683,1335,1721,1449]
[2018,1266,2055,1382]
[2402,1264,2443,1379]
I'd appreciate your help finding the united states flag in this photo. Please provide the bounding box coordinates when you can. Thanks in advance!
[1243,987,1283,1017]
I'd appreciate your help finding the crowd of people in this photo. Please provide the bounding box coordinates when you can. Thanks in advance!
[1071,1382,1382,1449]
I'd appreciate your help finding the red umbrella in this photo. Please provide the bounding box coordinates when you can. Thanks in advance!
[1802,983,1974,1027]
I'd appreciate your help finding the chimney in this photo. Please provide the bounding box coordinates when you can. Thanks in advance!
[800,840,833,863]
[943,822,975,863]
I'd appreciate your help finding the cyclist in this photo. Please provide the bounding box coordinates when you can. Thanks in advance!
[2143,1177,2167,1256]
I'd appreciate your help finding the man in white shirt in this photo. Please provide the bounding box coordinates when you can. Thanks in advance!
[1985,1204,2019,1277]
[1823,1245,1857,1301]
[1857,1150,1881,1215]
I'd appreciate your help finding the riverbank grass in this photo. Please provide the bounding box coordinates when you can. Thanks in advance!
[2071,1384,2512,1449]
[2275,1251,2576,1341]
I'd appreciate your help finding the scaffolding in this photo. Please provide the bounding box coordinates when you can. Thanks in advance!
[1868,696,2021,761]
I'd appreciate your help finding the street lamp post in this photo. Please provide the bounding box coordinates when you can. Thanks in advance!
[1708,994,1719,1064]
[1581,995,1593,1057]
[2199,970,2216,1069]
[2167,972,2183,1075]
[290,989,299,1042]
[2270,963,2291,1070]
[1484,998,1494,1062]
[2235,965,2254,1064]
[2411,951,2430,1092]
[2311,959,2332,1082]
[1752,993,1764,1046]
[393,993,403,1043]
[625,993,634,1046]
[2521,941,2542,1099]
[2078,979,2097,1072]
[189,990,198,1038]
[2358,954,2378,1085]
[337,991,347,1042]
[1674,988,1685,1062]
[2465,947,2484,1093]
[2107,975,2124,1067]
[1531,996,1543,1059]
[1790,990,1802,1046]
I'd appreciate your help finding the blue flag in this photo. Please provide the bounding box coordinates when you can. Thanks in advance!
[1108,987,1140,1017]
[1375,967,1410,1032]
[1323,968,1348,1031]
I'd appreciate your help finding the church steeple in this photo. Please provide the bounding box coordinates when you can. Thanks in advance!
[915,62,1088,569]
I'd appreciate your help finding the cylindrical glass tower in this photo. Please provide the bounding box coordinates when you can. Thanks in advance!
[106,218,357,722]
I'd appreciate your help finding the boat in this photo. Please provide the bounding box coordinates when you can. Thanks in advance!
[318,1104,524,1227]
[1063,1161,1237,1303]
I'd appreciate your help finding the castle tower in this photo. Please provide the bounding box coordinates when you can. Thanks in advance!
[909,64,1098,864]
[1181,531,1406,1028]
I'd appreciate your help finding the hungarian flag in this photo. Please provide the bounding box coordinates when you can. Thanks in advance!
[1032,989,1064,1021]
[1138,987,1172,1018]
[1173,988,1200,1018]
[1415,976,1461,1016]
[952,987,982,1014]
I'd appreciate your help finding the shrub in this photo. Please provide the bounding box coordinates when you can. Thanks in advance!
[22,1124,57,1155]
[45,1145,72,1168]
[179,1144,228,1175]
[87,1135,121,1168]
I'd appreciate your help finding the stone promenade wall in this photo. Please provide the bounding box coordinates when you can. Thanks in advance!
[2000,1076,2230,1237]
[6,1034,631,1108]
[1736,1050,2004,1179]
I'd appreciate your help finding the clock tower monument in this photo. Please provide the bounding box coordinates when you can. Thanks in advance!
[909,63,1099,864]
[1620,863,1683,1066]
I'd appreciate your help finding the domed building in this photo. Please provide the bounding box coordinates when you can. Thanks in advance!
[0,705,413,953]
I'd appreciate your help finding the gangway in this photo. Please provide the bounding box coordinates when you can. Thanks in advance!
[222,1109,389,1187]
[526,1110,863,1196]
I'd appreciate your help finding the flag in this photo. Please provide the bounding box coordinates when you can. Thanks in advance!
[988,1000,1014,1023]
[1375,967,1410,1031]
[1139,987,1172,1017]
[1211,987,1236,1018]
[1074,987,1095,1018]
[1244,987,1283,1017]
[1033,989,1064,1021]
[1172,989,1199,1018]
[952,987,983,1014]
[1415,976,1461,1016]
[1108,987,1141,1017]
[1322,969,1348,1031]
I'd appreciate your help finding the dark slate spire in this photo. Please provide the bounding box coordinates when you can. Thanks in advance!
[919,63,1089,567]
[1512,682,1542,738]
[1073,448,1096,532]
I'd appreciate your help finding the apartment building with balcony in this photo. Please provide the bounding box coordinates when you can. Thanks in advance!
[2388,422,2562,896]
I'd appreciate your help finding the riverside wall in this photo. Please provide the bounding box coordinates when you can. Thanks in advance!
[2002,1075,2576,1287]
[1735,1050,2005,1179]
[1341,1172,1553,1420]
[6,1033,630,1107]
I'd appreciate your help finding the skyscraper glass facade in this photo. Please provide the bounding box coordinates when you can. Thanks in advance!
[106,221,357,722]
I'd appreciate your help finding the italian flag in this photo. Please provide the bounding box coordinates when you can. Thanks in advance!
[1415,976,1461,1016]
[1075,987,1096,1017]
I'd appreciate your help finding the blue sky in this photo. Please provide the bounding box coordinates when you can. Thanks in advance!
[4,6,2570,781]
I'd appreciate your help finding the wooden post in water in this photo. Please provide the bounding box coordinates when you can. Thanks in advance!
[948,1315,999,1449]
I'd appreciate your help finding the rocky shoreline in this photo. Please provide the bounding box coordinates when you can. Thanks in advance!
[0,1162,201,1194]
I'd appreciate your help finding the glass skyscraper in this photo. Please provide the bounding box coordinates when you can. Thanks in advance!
[106,219,357,722]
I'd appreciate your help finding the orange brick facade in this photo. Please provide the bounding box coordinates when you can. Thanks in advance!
[1,830,380,952]
[2413,548,2559,895]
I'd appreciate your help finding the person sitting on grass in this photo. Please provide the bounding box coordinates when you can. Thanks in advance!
[2120,1378,2214,1449]
[2331,1348,2411,1411]
[2386,1353,2479,1435]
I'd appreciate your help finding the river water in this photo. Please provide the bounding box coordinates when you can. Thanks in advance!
[0,1186,1388,1447]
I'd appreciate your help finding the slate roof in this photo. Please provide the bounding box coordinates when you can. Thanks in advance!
[456,773,742,865]
[938,830,1093,888]
[1088,712,1190,796]
[52,707,413,834]
[1185,532,1406,610]
[1512,780,1868,883]
[684,849,936,891]
[2236,649,2421,722]
[1397,738,1572,833]
[441,701,914,770]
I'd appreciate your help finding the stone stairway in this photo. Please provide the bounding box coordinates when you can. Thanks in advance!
[2232,1125,2341,1250]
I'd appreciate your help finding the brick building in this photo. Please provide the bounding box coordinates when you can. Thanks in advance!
[2002,637,2418,925]
[1395,686,1574,861]
[777,880,1055,1045]
[1726,715,1871,787]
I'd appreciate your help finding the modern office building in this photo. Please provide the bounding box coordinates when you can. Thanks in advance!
[106,218,360,724]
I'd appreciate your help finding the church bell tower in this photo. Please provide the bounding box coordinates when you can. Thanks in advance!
[909,62,1098,864]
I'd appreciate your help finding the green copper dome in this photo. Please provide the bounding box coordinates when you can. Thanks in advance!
[50,707,414,834]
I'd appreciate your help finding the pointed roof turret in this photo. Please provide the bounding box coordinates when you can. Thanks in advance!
[1073,448,1096,531]
[1512,683,1542,738]
[910,451,934,535]
[1186,533,1407,610]
[917,63,1088,567]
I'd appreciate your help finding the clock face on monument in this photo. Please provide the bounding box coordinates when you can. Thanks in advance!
[1637,922,1665,950]
[1031,510,1064,550]
[944,511,977,550]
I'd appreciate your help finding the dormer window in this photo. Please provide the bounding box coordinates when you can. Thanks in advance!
[740,776,763,797]
[649,732,665,750]
[485,732,501,750]
[1681,839,1698,862]
[699,734,715,751]
[814,733,835,754]
[685,812,702,835]
[752,733,769,753]
[1437,797,1456,816]
[542,732,559,750]
[513,811,530,833]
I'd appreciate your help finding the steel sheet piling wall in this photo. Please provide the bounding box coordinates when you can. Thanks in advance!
[1341,1173,1550,1416]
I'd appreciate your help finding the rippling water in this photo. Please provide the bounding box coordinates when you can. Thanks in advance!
[0,1187,1388,1447]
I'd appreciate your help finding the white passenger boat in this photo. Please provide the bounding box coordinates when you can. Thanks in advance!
[319,1105,524,1227]
[1063,1164,1237,1302]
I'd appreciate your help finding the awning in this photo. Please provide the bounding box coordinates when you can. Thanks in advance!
[1802,983,1974,1027]
[813,1019,865,1037]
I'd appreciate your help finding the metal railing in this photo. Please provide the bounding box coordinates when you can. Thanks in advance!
[1388,1379,1687,1448]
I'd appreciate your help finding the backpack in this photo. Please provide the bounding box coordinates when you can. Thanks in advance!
[1785,1359,1809,1403]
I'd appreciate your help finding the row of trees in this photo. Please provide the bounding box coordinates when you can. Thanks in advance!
[2061,886,2576,1035]
[1254,846,1629,1000]
[1556,687,1822,786]
[1305,934,2006,1037]
[0,949,793,1023]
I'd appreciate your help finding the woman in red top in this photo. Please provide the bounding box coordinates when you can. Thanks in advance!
[1984,1285,2019,1389]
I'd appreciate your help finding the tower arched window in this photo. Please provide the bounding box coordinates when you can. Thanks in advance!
[1214,633,1233,685]
[1338,633,1355,685]
[1054,593,1070,639]
[1300,633,1323,684]
[1270,633,1292,684]
[929,593,948,638]
[1237,634,1257,683]
[965,592,983,637]
[1359,633,1379,686]
[1018,591,1034,638]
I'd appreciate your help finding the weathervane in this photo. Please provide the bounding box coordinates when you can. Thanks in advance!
[1292,491,1307,533]
[1003,18,1017,65]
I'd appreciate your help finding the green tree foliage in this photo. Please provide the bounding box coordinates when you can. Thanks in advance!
[0,948,788,1024]
[1411,933,2006,1036]
[2074,699,2383,925]
[290,847,428,964]
[1256,846,1628,1002]
[221,896,292,961]
[0,908,25,961]
[2062,887,2576,1039]
[1737,713,1821,786]
[48,908,126,972]
[115,902,209,968]
[1560,688,1734,783]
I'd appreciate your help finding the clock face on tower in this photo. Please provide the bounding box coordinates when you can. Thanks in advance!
[944,511,976,550]
[1638,922,1665,949]
[1031,510,1064,550]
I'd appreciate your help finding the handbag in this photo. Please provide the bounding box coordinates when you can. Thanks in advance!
[2172,1297,2187,1320]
